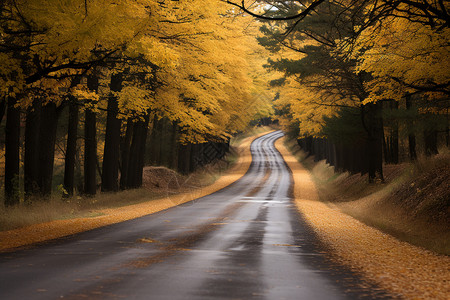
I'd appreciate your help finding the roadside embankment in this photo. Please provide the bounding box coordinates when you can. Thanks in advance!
[275,137,450,300]
[0,130,273,252]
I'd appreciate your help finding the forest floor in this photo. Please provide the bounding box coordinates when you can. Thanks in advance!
[276,137,450,299]
[0,127,273,252]
[282,138,450,256]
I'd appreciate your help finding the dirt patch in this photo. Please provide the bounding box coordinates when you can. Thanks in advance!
[384,156,450,223]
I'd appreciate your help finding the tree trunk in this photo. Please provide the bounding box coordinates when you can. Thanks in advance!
[388,100,399,164]
[137,115,150,187]
[24,98,41,199]
[446,109,449,147]
[405,95,417,161]
[101,73,123,192]
[392,104,399,164]
[84,73,99,195]
[37,102,61,197]
[126,122,142,189]
[126,115,150,189]
[424,129,438,156]
[334,142,343,173]
[64,96,79,196]
[0,98,6,125]
[147,114,161,166]
[120,118,133,190]
[159,118,170,167]
[189,143,199,173]
[84,109,97,195]
[177,143,191,175]
[364,102,384,183]
[383,134,389,164]
[168,122,179,170]
[4,97,21,206]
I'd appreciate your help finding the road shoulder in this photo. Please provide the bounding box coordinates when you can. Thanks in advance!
[275,136,450,300]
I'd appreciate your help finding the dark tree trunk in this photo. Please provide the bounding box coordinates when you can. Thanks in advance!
[0,98,6,125]
[177,143,191,175]
[446,114,449,148]
[383,134,389,164]
[355,144,364,174]
[63,77,82,196]
[37,102,61,197]
[120,118,133,190]
[24,98,41,199]
[189,143,199,173]
[446,110,449,147]
[101,73,123,192]
[137,115,150,187]
[4,97,21,206]
[148,114,161,166]
[84,73,99,195]
[364,103,384,182]
[63,96,79,196]
[126,115,150,189]
[84,109,97,195]
[126,122,143,189]
[424,129,438,156]
[405,95,417,161]
[390,101,399,164]
[384,100,399,164]
[408,134,417,161]
[335,142,344,173]
[168,122,179,170]
[159,118,170,167]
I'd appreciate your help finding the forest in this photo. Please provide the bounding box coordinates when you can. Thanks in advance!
[0,0,274,205]
[0,0,449,205]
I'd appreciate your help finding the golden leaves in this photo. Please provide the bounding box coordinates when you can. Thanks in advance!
[353,17,450,103]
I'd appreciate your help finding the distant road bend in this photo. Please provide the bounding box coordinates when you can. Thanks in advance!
[0,131,387,299]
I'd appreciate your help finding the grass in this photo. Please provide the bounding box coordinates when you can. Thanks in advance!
[284,138,450,255]
[0,162,229,232]
[0,189,164,232]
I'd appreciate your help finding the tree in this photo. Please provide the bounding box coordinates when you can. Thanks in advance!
[231,0,448,181]
[63,94,79,196]
[4,96,20,205]
[101,72,123,192]
[253,0,386,181]
[24,98,41,198]
[1,0,274,201]
[84,73,99,195]
[1,0,158,200]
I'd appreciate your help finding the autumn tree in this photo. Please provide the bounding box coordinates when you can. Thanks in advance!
[229,0,448,181]
[1,0,273,203]
[1,0,158,201]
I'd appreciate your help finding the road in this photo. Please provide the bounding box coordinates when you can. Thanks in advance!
[0,131,388,299]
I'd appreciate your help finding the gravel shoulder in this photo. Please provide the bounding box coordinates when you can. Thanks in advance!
[275,137,450,300]
[0,131,273,252]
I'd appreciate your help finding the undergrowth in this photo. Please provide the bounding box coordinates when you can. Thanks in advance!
[0,127,267,232]
[284,138,450,255]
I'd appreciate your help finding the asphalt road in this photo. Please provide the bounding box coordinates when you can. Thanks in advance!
[0,131,388,299]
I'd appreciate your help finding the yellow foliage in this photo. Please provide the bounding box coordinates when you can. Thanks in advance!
[0,0,274,142]
[353,17,450,103]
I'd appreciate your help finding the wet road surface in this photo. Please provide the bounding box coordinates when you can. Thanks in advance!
[0,131,389,299]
